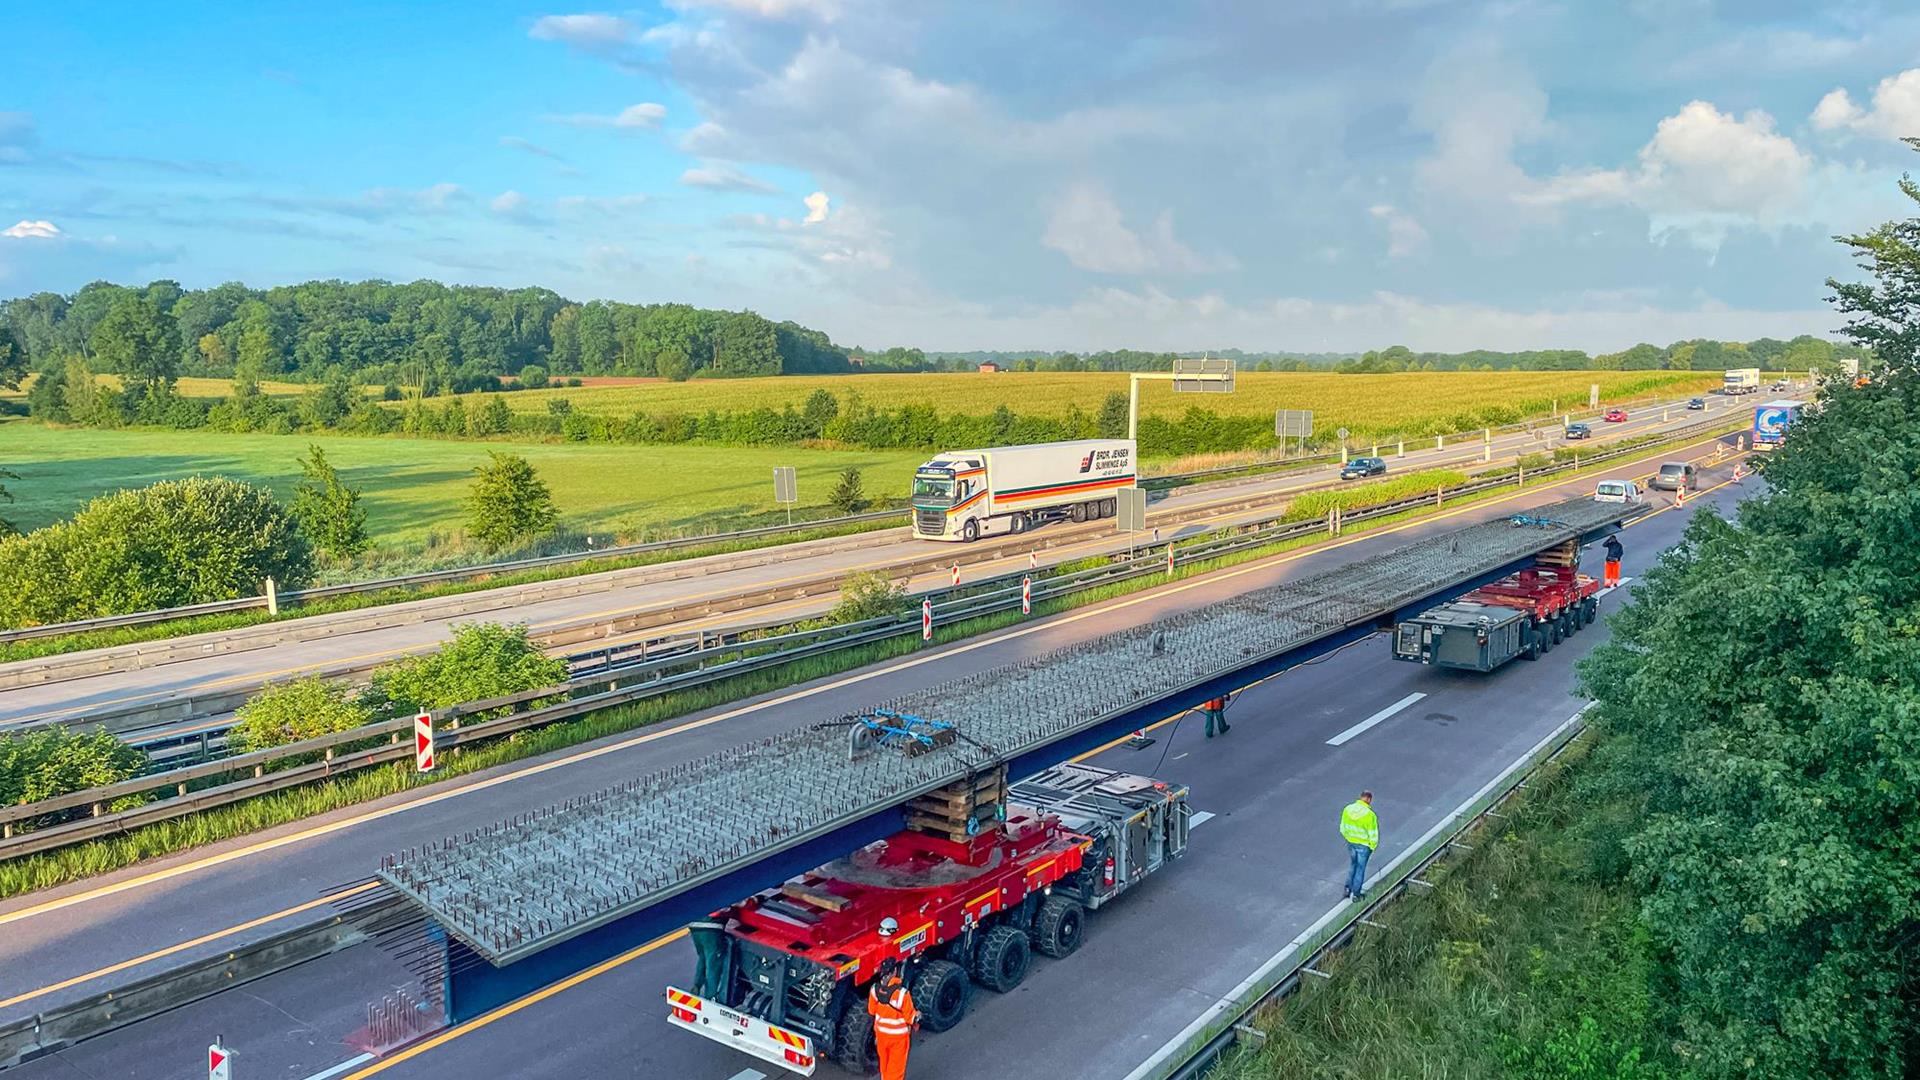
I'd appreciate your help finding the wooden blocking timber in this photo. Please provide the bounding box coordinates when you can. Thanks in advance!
[1534,538,1580,568]
[906,765,1007,839]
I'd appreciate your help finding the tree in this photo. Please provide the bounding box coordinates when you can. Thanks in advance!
[518,363,549,389]
[0,728,145,807]
[1097,391,1130,439]
[197,332,232,373]
[828,467,867,513]
[25,363,67,421]
[227,676,373,753]
[0,467,16,538]
[363,622,569,719]
[89,292,179,395]
[1829,138,1920,370]
[827,571,906,624]
[465,452,557,549]
[801,389,839,435]
[291,445,368,558]
[61,354,102,424]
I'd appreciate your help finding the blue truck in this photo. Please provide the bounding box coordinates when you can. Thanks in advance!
[1750,399,1805,452]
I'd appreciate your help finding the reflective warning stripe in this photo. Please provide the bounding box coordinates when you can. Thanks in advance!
[666,988,701,1009]
[770,1026,809,1048]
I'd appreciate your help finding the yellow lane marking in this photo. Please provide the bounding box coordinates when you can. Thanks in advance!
[0,880,379,1011]
[314,434,1740,1077]
[2,432,1726,934]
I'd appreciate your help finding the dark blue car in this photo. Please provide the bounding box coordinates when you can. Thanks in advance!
[1340,456,1387,479]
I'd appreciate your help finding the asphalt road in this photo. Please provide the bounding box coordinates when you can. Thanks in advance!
[0,437,1750,1080]
[0,393,1738,734]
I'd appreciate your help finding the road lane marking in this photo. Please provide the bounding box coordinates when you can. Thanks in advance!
[1326,692,1426,747]
[302,1053,376,1080]
[0,880,379,1010]
[3,433,1731,933]
[1190,811,1216,828]
[725,1071,768,1080]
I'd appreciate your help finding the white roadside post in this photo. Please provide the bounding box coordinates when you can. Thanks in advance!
[414,712,435,773]
[264,577,278,617]
[1483,428,1492,462]
[209,1039,232,1080]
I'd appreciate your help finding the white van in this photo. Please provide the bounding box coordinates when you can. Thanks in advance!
[1593,479,1643,504]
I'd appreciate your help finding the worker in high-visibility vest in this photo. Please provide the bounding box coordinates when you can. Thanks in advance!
[1202,696,1231,738]
[1602,534,1624,588]
[868,958,919,1080]
[1339,791,1379,901]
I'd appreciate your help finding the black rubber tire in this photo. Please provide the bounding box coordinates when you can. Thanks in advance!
[1101,497,1117,518]
[961,517,980,542]
[1584,598,1599,624]
[1070,502,1087,523]
[1032,894,1086,958]
[1523,630,1542,660]
[971,924,1031,992]
[1009,513,1027,534]
[833,1000,878,1074]
[911,959,971,1032]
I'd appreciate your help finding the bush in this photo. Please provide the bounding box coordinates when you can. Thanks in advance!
[465,451,558,549]
[828,571,907,624]
[518,364,549,389]
[0,477,313,628]
[227,676,374,753]
[0,728,146,807]
[363,622,570,719]
[828,467,867,513]
[291,444,368,559]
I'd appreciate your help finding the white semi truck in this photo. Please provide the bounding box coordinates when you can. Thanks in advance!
[1723,368,1761,395]
[911,439,1136,542]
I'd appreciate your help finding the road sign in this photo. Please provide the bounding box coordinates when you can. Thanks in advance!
[1336,427,1349,441]
[1115,488,1148,532]
[772,467,798,505]
[921,600,933,641]
[414,712,435,773]
[1172,356,1235,393]
[209,1042,231,1080]
[1021,577,1032,614]
[1274,409,1313,438]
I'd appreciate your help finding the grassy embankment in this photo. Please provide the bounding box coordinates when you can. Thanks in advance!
[0,420,1741,899]
[1210,735,1685,1080]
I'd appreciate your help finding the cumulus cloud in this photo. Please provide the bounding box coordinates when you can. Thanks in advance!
[1041,183,1226,274]
[802,190,829,224]
[490,191,529,215]
[2,219,60,239]
[680,163,779,193]
[544,103,667,129]
[529,13,639,52]
[1811,68,1920,139]
[672,0,841,18]
[1368,205,1429,258]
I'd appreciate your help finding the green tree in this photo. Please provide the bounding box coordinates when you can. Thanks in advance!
[364,622,568,718]
[0,728,145,807]
[1829,139,1920,370]
[801,389,839,435]
[291,444,368,558]
[518,363,549,389]
[1097,391,1129,439]
[90,292,179,394]
[0,466,17,537]
[465,451,557,549]
[828,467,867,513]
[25,362,67,421]
[62,353,103,424]
[227,676,374,753]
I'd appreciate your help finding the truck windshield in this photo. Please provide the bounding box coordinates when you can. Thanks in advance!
[913,477,955,501]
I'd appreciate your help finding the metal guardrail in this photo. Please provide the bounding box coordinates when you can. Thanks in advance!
[1138,710,1592,1080]
[0,390,1724,648]
[0,417,1737,857]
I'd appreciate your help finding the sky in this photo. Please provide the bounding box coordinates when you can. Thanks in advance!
[3,1,1920,354]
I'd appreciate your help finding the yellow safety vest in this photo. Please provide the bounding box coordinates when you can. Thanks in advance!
[1339,800,1378,849]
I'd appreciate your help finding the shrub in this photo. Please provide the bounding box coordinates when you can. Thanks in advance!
[363,622,570,719]
[227,676,374,753]
[828,571,908,624]
[465,451,558,549]
[0,728,146,807]
[291,444,368,559]
[518,364,549,389]
[829,467,868,513]
[0,477,313,628]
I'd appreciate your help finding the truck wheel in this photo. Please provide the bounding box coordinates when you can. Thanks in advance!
[1009,513,1027,535]
[911,959,971,1032]
[962,517,980,542]
[1523,631,1542,660]
[1583,598,1598,624]
[971,924,1031,992]
[1101,497,1117,518]
[1070,502,1088,523]
[833,1002,878,1074]
[1032,894,1086,958]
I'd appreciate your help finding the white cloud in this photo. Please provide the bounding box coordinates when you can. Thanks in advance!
[680,163,779,193]
[2,219,60,239]
[1811,68,1920,139]
[556,193,651,214]
[802,190,829,224]
[490,191,529,215]
[1410,51,1552,221]
[364,183,466,211]
[1368,205,1429,258]
[1041,183,1226,274]
[544,103,667,129]
[671,0,840,18]
[500,135,564,160]
[528,13,639,51]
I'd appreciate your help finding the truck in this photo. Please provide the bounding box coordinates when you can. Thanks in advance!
[1723,368,1761,395]
[911,439,1136,542]
[1392,559,1602,672]
[666,762,1189,1075]
[1750,398,1805,452]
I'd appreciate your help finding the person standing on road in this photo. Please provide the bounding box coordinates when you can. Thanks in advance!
[1602,534,1624,588]
[1202,695,1232,738]
[868,958,919,1080]
[1339,792,1379,901]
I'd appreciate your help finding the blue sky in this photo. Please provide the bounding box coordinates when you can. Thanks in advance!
[4,1,1919,352]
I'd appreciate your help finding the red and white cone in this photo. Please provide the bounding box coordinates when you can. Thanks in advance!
[1675,483,1685,507]
[950,564,961,586]
[1126,727,1156,750]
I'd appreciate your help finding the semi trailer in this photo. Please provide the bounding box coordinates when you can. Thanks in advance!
[1723,368,1761,395]
[665,762,1189,1075]
[1750,398,1805,452]
[1392,561,1602,672]
[910,439,1136,542]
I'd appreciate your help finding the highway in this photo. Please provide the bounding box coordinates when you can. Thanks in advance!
[0,392,1739,738]
[0,435,1750,1080]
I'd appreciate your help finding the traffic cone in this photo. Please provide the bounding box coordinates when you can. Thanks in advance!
[1676,483,1685,507]
[1126,727,1155,750]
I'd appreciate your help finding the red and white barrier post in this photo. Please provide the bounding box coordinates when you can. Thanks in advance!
[1021,576,1032,614]
[921,599,933,641]
[950,564,960,587]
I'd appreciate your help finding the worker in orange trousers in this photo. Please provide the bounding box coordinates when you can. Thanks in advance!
[1602,534,1624,588]
[869,959,919,1080]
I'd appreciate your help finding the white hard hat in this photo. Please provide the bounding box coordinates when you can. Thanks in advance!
[878,917,899,938]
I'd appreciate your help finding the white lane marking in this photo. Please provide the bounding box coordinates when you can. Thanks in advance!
[1172,752,1189,761]
[1326,692,1427,747]
[1189,811,1216,828]
[1595,575,1634,598]
[726,1070,768,1080]
[303,1054,376,1080]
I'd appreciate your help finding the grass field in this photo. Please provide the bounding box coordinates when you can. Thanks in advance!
[0,422,925,549]
[484,369,1724,431]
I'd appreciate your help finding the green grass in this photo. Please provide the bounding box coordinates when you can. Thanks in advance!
[0,421,927,550]
[0,421,1738,898]
[1209,737,1684,1080]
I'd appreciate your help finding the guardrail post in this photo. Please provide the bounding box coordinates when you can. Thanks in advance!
[264,576,278,617]
[1437,434,1444,450]
[91,801,104,817]
[1483,429,1492,462]
[1370,443,1378,458]
[1436,485,1443,508]
[1397,439,1404,457]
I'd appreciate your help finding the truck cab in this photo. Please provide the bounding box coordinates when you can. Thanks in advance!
[912,457,986,541]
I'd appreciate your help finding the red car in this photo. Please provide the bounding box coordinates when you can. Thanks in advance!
[1603,408,1628,422]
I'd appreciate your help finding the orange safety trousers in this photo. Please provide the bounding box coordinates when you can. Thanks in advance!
[870,982,917,1080]
[877,1035,911,1080]
[1604,560,1621,587]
